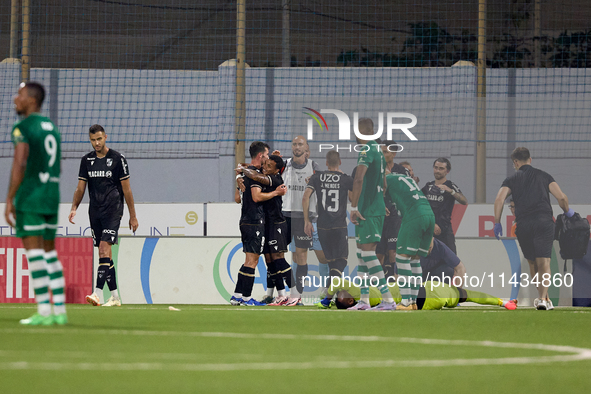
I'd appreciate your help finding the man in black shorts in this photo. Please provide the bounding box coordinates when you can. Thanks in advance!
[421,158,468,254]
[237,155,293,305]
[69,124,138,307]
[303,151,353,285]
[494,147,574,310]
[232,142,286,306]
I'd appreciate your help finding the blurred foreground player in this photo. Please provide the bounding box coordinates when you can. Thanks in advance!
[69,124,138,307]
[5,82,67,325]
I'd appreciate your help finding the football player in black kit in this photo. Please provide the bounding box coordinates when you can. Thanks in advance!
[237,155,294,306]
[303,151,353,285]
[69,124,138,307]
[421,158,468,254]
[232,142,286,306]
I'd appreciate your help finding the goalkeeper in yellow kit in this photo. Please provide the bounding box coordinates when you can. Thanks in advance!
[317,280,517,311]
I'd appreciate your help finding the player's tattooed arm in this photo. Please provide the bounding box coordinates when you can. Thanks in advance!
[252,184,287,203]
[238,167,271,186]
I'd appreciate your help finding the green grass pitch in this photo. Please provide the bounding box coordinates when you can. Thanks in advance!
[1,304,590,393]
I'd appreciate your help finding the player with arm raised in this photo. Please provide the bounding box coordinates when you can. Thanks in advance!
[421,158,468,254]
[69,124,138,307]
[303,151,353,290]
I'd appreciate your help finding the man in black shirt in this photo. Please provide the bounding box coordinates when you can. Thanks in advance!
[237,155,293,305]
[494,147,573,310]
[303,151,353,284]
[232,142,286,306]
[69,124,138,307]
[421,158,468,254]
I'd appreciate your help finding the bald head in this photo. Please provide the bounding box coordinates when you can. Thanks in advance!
[291,135,307,159]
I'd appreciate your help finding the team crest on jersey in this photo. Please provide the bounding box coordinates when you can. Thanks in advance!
[41,122,54,131]
[106,158,113,167]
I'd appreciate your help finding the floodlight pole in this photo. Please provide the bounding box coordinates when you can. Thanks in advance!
[534,0,541,68]
[475,0,487,203]
[235,0,246,167]
[282,0,290,67]
[21,0,30,81]
[10,0,19,59]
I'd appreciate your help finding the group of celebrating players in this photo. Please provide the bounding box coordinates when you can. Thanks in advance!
[230,117,518,311]
[6,83,574,325]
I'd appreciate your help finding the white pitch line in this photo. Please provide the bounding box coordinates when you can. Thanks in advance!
[1,329,591,371]
[1,352,590,372]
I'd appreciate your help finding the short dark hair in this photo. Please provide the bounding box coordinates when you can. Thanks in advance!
[334,297,351,310]
[267,154,284,173]
[249,141,270,159]
[326,150,340,167]
[399,161,411,167]
[357,117,374,134]
[23,82,45,107]
[511,147,530,162]
[334,290,355,310]
[433,157,451,171]
[89,124,105,134]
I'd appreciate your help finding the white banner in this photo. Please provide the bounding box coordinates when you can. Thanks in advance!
[106,236,573,306]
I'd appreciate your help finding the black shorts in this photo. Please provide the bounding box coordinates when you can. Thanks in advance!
[240,223,265,255]
[89,210,121,247]
[515,217,555,260]
[318,227,348,262]
[286,216,312,249]
[263,220,288,254]
[376,214,402,255]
